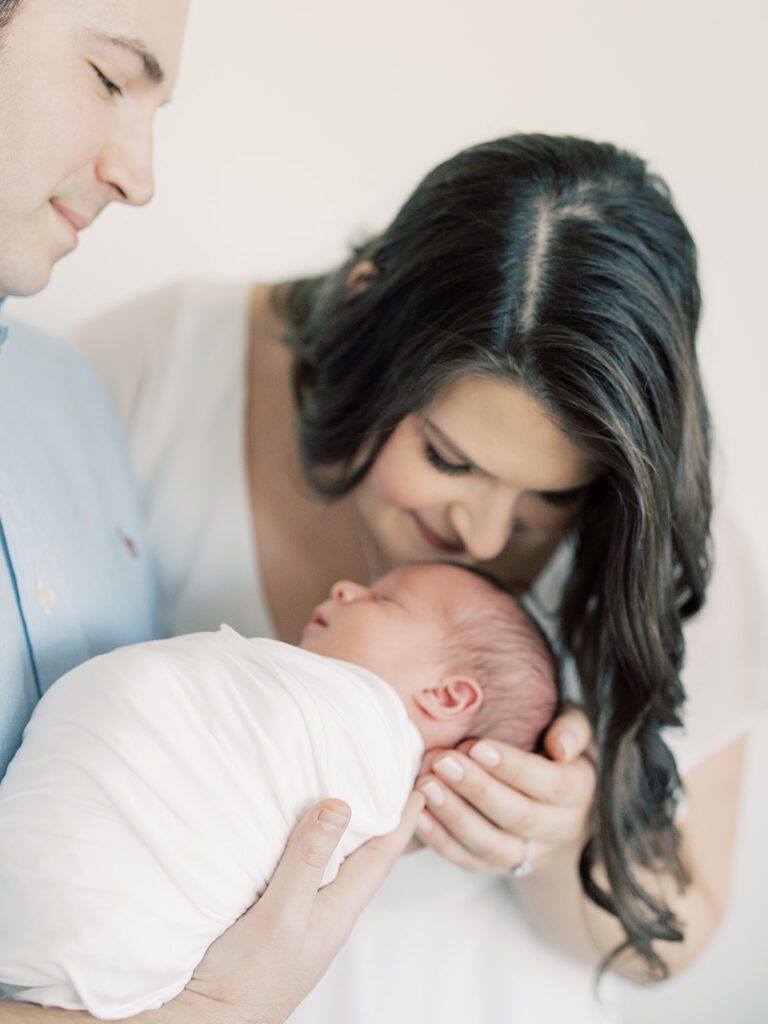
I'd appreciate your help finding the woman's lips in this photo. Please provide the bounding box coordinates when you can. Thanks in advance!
[411,512,465,554]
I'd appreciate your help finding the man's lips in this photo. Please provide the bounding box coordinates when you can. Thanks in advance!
[50,200,89,233]
[411,512,465,554]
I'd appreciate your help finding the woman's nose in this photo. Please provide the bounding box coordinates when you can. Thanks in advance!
[330,580,370,603]
[449,493,517,562]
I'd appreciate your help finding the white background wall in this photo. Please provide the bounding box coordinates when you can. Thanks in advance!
[8,0,767,1017]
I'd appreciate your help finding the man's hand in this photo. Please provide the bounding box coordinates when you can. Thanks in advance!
[0,793,424,1024]
[180,792,425,1024]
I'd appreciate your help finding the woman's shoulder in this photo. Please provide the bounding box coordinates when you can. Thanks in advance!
[73,279,254,431]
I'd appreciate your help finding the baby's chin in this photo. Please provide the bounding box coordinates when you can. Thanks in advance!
[298,620,324,653]
[297,630,352,664]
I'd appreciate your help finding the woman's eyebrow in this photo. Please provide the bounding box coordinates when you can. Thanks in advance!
[86,29,166,85]
[422,418,478,466]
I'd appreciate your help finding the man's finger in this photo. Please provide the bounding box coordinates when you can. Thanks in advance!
[257,799,351,925]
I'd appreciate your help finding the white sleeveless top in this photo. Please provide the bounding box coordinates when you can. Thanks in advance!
[76,280,767,1024]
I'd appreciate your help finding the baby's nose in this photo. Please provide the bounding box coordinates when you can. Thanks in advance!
[330,580,370,603]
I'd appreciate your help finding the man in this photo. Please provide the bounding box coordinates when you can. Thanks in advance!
[0,2,422,1020]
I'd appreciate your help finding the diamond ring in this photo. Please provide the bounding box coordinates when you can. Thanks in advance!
[511,839,533,878]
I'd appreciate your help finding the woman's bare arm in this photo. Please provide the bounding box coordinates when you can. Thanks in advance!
[416,699,746,982]
[514,734,746,980]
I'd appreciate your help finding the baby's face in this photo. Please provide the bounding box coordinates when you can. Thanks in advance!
[300,564,474,695]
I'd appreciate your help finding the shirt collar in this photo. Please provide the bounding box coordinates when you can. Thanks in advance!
[0,299,8,349]
[0,303,8,352]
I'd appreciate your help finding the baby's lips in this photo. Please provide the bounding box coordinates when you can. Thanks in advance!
[307,603,329,628]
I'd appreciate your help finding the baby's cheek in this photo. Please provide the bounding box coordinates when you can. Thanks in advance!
[354,631,393,674]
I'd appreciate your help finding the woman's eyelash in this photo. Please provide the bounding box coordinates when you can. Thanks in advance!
[421,437,586,498]
[423,442,472,476]
[538,489,584,508]
[90,64,123,97]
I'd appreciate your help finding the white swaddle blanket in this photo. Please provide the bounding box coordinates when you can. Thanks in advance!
[0,628,423,1019]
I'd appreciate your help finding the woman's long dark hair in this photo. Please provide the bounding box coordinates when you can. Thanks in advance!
[275,134,711,978]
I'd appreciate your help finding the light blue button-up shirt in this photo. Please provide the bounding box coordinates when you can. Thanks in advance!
[0,305,157,778]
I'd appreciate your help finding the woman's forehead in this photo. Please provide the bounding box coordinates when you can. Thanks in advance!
[423,375,598,491]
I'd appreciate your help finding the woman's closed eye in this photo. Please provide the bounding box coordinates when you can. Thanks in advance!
[536,486,587,508]
[423,442,472,476]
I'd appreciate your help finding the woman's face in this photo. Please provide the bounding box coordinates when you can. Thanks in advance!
[353,375,599,590]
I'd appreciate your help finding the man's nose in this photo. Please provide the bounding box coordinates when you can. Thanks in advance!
[330,580,370,603]
[449,492,518,562]
[95,115,156,207]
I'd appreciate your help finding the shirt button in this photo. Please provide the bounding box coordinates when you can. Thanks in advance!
[37,581,57,614]
[116,525,140,559]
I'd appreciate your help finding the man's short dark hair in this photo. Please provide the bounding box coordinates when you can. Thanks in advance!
[0,0,23,34]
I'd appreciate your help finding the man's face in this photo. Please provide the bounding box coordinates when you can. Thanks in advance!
[0,0,188,298]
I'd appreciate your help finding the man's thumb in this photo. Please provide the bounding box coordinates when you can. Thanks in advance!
[258,799,351,921]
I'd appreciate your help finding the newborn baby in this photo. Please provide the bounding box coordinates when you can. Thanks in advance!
[0,563,557,1019]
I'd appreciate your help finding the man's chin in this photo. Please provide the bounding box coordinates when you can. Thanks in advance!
[0,260,55,300]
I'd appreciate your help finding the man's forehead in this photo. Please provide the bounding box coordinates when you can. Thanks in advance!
[76,0,187,83]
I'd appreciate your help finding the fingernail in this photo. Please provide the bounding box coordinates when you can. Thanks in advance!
[416,812,434,834]
[318,808,350,832]
[556,730,576,760]
[421,780,445,807]
[434,756,464,783]
[469,741,500,768]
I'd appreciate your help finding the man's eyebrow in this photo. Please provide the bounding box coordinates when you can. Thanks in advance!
[90,30,165,85]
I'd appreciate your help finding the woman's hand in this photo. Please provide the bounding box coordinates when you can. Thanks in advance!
[178,793,425,1024]
[414,705,596,875]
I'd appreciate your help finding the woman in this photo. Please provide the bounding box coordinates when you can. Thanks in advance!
[77,135,762,1021]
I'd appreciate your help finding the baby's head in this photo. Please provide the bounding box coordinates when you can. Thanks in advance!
[300,563,558,752]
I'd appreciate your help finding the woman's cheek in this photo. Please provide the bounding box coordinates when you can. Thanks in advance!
[371,457,419,508]
[368,444,445,511]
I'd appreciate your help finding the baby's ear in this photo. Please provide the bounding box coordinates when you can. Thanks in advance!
[413,675,483,721]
